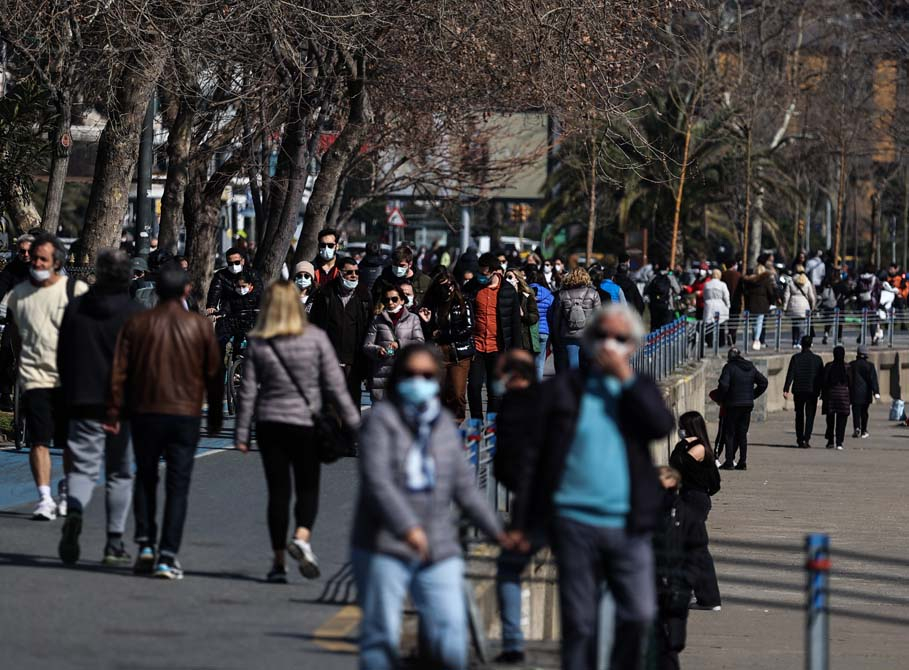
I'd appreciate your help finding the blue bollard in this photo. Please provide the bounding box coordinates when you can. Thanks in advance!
[805,533,830,670]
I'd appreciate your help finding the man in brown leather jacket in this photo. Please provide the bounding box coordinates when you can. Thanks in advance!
[106,264,223,580]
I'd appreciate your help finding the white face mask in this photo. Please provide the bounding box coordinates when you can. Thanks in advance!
[319,246,336,261]
[236,286,251,296]
[500,262,508,272]
[506,277,518,289]
[387,303,403,314]
[405,295,414,307]
[392,265,408,278]
[30,268,51,282]
[342,278,358,291]
[295,275,312,290]
[554,264,563,273]
[544,266,553,276]
[228,261,243,274]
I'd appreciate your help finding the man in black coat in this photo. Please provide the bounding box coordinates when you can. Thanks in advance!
[0,234,33,409]
[56,249,145,566]
[510,305,674,670]
[850,345,880,438]
[783,335,824,448]
[358,240,387,293]
[614,254,645,314]
[308,257,373,409]
[718,348,768,470]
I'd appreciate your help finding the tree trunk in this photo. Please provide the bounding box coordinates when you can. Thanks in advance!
[669,119,692,269]
[586,148,597,267]
[7,181,42,233]
[42,93,72,234]
[902,163,909,271]
[158,100,195,255]
[832,144,847,268]
[742,125,753,269]
[79,51,165,264]
[291,60,373,267]
[749,186,764,269]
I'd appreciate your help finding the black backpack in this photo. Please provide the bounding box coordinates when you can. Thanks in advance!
[648,274,673,309]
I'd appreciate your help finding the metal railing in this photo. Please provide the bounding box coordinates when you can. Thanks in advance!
[631,316,696,381]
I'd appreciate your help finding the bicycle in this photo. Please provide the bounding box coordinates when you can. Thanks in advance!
[225,335,249,416]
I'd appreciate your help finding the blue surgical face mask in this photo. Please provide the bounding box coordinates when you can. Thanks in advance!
[320,246,336,261]
[477,274,491,286]
[295,275,312,290]
[397,377,440,406]
[392,265,408,278]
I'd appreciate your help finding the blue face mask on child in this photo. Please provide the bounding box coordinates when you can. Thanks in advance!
[397,377,440,407]
[476,274,491,286]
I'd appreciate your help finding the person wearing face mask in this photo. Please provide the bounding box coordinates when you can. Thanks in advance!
[399,280,416,309]
[527,270,555,380]
[363,286,425,402]
[222,271,262,350]
[614,254,644,315]
[352,344,509,670]
[668,411,722,611]
[462,252,523,420]
[551,266,601,372]
[509,305,674,670]
[373,244,432,307]
[417,269,475,421]
[309,257,373,408]
[505,269,540,354]
[8,232,88,521]
[205,247,253,315]
[313,228,341,288]
[293,261,317,313]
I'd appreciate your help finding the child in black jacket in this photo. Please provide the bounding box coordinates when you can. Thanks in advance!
[652,466,710,670]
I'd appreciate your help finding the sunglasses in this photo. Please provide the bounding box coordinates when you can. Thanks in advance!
[18,249,30,257]
[593,331,631,344]
[295,273,313,280]
[403,371,436,380]
[319,242,336,249]
[342,269,359,276]
[386,296,401,304]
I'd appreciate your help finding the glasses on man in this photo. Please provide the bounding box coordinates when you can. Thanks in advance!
[342,269,359,277]
[318,242,336,249]
[17,248,30,257]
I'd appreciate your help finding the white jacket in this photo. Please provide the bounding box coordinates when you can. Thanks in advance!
[702,278,731,323]
[783,276,816,317]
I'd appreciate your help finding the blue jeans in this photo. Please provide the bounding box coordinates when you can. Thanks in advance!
[496,551,531,653]
[752,313,765,343]
[565,342,581,369]
[353,549,467,670]
[535,333,549,381]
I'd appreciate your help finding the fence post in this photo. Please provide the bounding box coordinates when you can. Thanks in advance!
[713,312,721,357]
[805,533,830,670]
[861,308,868,346]
[744,310,751,348]
[773,309,782,351]
[889,308,895,348]
[832,308,840,347]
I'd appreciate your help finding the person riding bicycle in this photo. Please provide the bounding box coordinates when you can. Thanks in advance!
[219,270,262,360]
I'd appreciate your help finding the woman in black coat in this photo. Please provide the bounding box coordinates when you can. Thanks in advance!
[668,411,722,610]
[850,345,880,438]
[822,346,852,449]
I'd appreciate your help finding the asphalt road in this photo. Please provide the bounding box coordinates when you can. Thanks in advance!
[0,420,363,670]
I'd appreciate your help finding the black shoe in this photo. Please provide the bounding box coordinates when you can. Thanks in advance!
[103,540,132,566]
[734,462,747,470]
[494,650,526,664]
[803,440,812,449]
[266,564,288,584]
[58,511,82,565]
[133,545,156,575]
[719,462,735,470]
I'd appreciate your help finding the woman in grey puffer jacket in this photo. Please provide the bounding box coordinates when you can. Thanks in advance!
[551,266,601,371]
[364,284,425,401]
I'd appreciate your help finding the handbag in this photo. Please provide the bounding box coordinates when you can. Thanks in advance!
[266,339,350,463]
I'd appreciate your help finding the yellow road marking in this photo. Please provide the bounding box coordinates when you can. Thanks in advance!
[312,604,361,653]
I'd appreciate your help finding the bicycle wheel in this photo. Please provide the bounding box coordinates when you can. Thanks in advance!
[13,382,26,451]
[226,357,245,417]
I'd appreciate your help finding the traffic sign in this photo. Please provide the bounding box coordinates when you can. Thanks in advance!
[387,207,407,228]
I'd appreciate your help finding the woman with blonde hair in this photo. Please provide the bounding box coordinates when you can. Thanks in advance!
[552,266,601,370]
[234,280,359,583]
[783,264,817,348]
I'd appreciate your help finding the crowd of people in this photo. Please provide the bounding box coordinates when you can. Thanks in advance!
[18,229,888,669]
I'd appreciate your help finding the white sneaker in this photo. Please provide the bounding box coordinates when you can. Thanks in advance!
[861,432,870,439]
[752,341,761,351]
[57,497,67,518]
[835,445,844,450]
[57,480,68,517]
[287,538,321,579]
[33,498,57,521]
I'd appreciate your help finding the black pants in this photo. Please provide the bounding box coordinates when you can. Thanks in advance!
[723,407,752,466]
[825,412,848,446]
[655,616,687,670]
[339,363,363,412]
[680,489,721,608]
[467,351,501,419]
[257,422,320,550]
[650,307,674,331]
[852,403,870,434]
[132,414,201,558]
[794,393,819,444]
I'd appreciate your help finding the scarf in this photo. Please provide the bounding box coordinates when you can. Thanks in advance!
[401,397,442,492]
